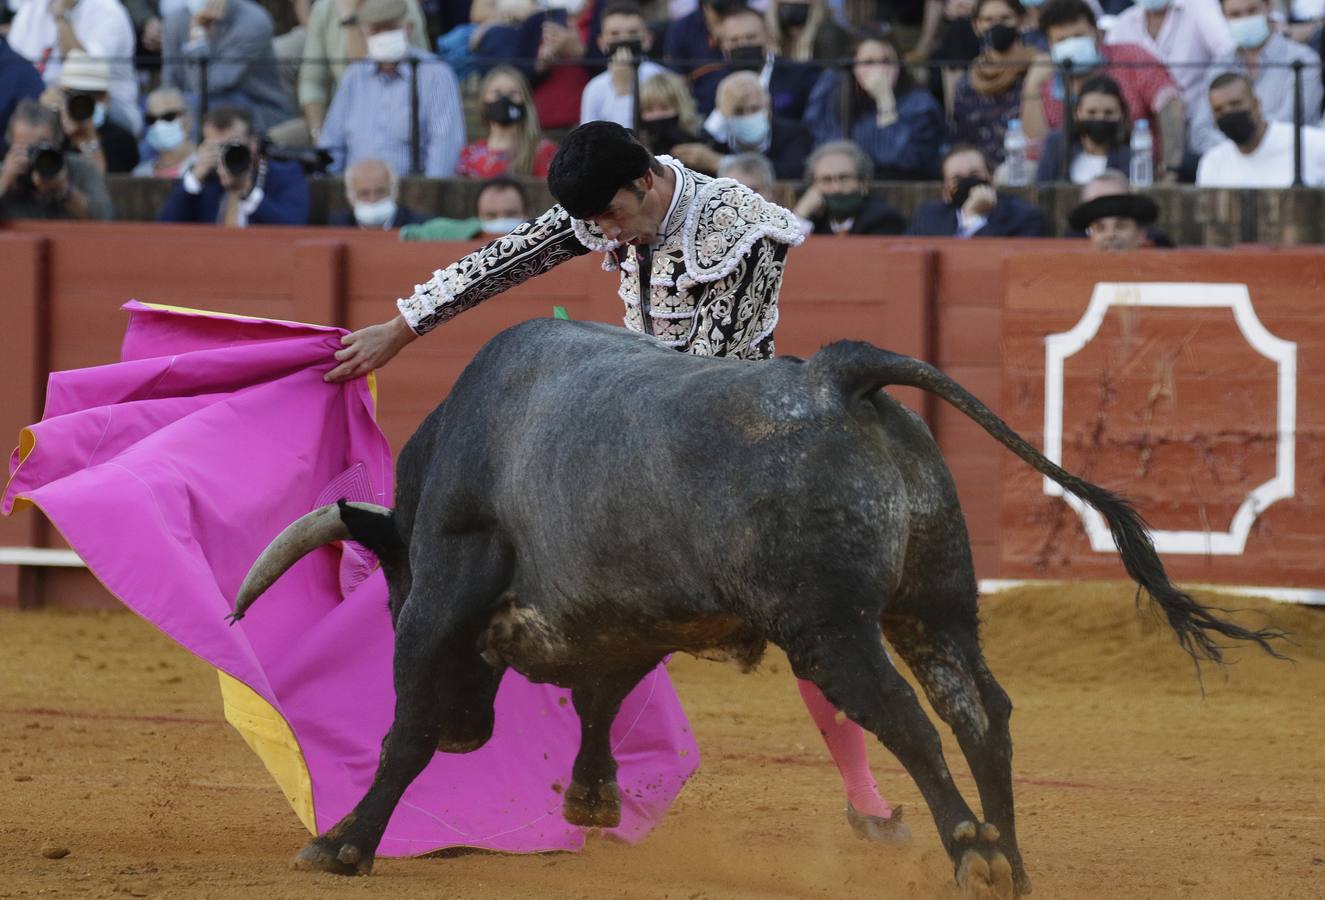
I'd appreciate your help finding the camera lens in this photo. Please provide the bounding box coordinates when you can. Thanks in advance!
[66,92,96,123]
[29,142,65,180]
[221,142,253,176]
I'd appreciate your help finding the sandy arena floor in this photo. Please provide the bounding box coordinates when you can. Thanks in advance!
[2,582,1323,899]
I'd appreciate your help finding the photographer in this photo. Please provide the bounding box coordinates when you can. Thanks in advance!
[0,99,112,221]
[39,50,139,175]
[158,105,310,227]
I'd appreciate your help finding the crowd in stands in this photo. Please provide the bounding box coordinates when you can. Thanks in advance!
[4,0,1325,243]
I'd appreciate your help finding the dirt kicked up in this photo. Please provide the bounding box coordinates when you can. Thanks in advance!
[2,581,1322,900]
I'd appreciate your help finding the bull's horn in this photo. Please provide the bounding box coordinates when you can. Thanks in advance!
[227,502,389,623]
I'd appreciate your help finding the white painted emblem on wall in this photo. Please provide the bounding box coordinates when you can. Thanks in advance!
[1043,283,1296,555]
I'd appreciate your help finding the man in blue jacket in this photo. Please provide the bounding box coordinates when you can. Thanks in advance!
[907,145,1049,238]
[158,106,309,227]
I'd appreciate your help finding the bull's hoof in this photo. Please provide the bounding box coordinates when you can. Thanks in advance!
[291,837,374,876]
[846,802,912,846]
[951,820,1015,900]
[562,780,621,829]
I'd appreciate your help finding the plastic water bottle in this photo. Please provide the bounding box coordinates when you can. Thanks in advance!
[1003,118,1029,186]
[1130,119,1153,187]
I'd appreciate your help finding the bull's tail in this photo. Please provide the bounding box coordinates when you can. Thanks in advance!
[811,340,1287,665]
[227,499,401,623]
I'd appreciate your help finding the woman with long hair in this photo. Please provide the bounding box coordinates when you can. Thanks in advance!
[637,69,703,156]
[951,0,1037,165]
[804,27,948,179]
[457,65,558,178]
[1034,74,1132,184]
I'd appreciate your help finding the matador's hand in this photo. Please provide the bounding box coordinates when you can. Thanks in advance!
[325,316,418,383]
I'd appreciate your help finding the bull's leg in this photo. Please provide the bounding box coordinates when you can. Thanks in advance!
[884,613,1028,897]
[293,534,510,876]
[788,633,1014,900]
[562,667,654,829]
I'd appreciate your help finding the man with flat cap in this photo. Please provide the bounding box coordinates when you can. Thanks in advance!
[1068,175,1163,252]
[324,119,912,847]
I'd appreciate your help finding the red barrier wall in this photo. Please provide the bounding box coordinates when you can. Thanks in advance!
[3,222,1320,606]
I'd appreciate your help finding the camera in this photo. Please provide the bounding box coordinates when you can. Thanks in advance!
[221,141,253,176]
[27,141,65,180]
[65,91,97,123]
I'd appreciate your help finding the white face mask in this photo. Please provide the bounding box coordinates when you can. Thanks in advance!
[728,111,770,147]
[353,197,397,227]
[147,118,185,151]
[366,29,409,63]
[480,216,524,234]
[186,0,209,15]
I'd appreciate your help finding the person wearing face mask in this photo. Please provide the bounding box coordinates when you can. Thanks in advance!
[691,4,819,119]
[401,176,533,240]
[329,158,428,230]
[1186,0,1322,156]
[1021,0,1183,179]
[765,0,849,62]
[457,64,557,178]
[579,1,671,130]
[161,0,295,137]
[662,0,730,93]
[908,143,1048,236]
[1034,74,1132,182]
[676,69,812,178]
[41,50,138,175]
[637,70,705,155]
[7,0,141,134]
[951,0,1038,166]
[316,0,465,178]
[134,87,198,178]
[1102,0,1235,126]
[1196,71,1325,186]
[805,27,947,179]
[793,139,906,236]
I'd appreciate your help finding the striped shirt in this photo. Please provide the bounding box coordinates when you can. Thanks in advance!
[318,50,465,178]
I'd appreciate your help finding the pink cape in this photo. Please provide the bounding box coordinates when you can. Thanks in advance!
[3,302,699,856]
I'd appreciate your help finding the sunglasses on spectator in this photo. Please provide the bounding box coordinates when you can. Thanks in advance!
[145,111,186,125]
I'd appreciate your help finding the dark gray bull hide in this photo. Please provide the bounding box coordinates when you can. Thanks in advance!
[232,319,1281,899]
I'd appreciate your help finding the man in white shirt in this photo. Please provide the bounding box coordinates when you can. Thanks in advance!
[1196,72,1325,187]
[579,0,669,130]
[1103,0,1234,124]
[1187,0,1323,154]
[7,0,141,134]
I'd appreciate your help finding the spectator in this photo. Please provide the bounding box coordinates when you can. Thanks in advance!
[457,65,557,177]
[717,150,777,199]
[765,0,850,62]
[676,69,812,178]
[158,105,310,225]
[638,69,704,155]
[1021,0,1184,178]
[793,139,907,235]
[41,51,138,174]
[579,1,670,129]
[951,0,1037,166]
[330,157,430,228]
[662,0,725,95]
[695,4,820,118]
[134,87,198,178]
[473,0,590,131]
[285,0,429,147]
[1195,71,1325,186]
[805,27,947,179]
[0,28,45,147]
[1067,173,1162,250]
[1188,0,1323,156]
[1063,167,1174,244]
[122,0,167,73]
[7,0,140,133]
[907,143,1049,235]
[0,98,112,220]
[1102,0,1234,126]
[1034,73,1130,183]
[318,0,465,177]
[400,175,531,240]
[162,0,297,137]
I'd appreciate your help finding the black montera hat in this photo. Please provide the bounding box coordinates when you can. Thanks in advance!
[1068,193,1160,232]
[547,121,654,220]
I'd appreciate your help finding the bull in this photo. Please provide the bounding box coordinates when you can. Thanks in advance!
[232,319,1282,898]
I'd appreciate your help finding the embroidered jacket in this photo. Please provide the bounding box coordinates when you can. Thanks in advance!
[396,156,805,360]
